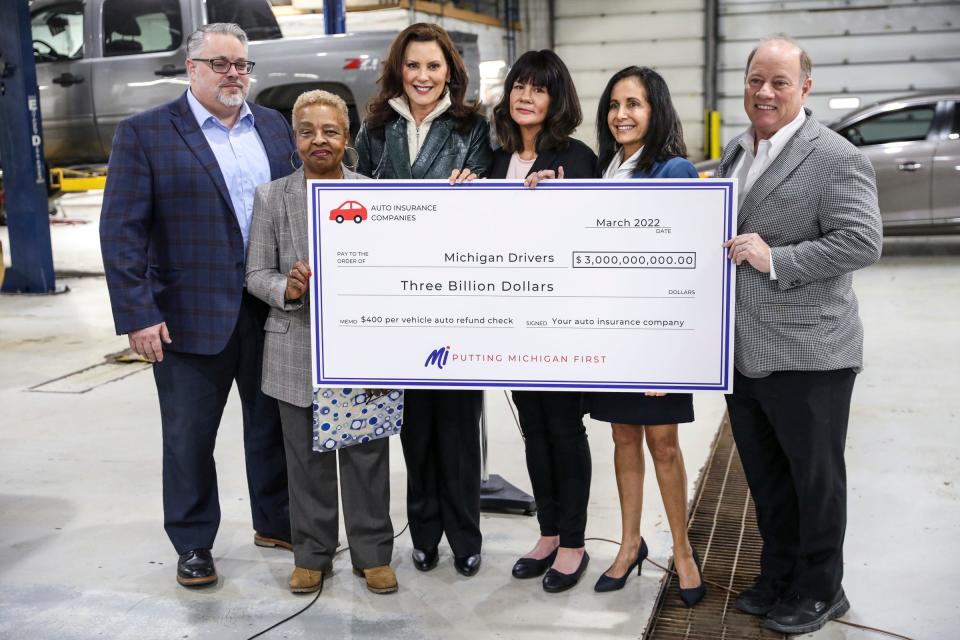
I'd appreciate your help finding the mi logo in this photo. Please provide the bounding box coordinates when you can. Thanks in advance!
[424,345,451,369]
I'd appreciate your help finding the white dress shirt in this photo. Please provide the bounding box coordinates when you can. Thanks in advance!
[186,89,270,253]
[730,108,807,279]
[602,146,643,179]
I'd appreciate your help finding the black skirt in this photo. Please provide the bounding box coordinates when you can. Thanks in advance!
[587,392,694,425]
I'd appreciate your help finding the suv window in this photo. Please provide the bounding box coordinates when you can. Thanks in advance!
[102,0,183,57]
[207,0,283,41]
[31,2,84,61]
[840,105,936,146]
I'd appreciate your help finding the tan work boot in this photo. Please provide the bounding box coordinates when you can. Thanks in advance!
[353,565,398,594]
[289,566,325,594]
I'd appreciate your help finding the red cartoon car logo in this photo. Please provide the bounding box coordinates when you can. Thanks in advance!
[329,200,367,224]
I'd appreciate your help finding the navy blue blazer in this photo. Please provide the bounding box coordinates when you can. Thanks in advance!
[629,156,698,179]
[100,91,295,355]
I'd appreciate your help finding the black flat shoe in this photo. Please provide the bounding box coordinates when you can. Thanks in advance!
[542,551,589,593]
[594,538,648,592]
[412,547,438,572]
[454,553,482,577]
[764,588,850,634]
[512,548,558,579]
[735,575,784,616]
[678,548,706,607]
[177,549,217,587]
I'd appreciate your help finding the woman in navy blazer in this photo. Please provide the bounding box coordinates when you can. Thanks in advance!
[588,67,706,606]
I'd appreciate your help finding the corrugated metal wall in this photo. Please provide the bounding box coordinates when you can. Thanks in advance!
[718,0,960,143]
[552,0,707,159]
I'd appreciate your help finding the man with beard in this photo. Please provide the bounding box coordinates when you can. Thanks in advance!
[100,23,295,588]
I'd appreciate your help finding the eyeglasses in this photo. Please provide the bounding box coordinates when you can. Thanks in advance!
[191,58,255,74]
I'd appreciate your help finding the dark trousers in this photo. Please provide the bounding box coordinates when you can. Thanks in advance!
[512,391,591,548]
[153,292,290,554]
[400,389,482,556]
[277,401,393,571]
[725,369,856,600]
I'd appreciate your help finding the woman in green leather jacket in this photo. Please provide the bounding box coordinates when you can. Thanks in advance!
[354,23,492,578]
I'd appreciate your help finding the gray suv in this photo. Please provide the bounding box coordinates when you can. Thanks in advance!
[698,93,960,235]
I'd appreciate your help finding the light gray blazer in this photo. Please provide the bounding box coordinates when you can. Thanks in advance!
[246,165,365,407]
[716,110,883,376]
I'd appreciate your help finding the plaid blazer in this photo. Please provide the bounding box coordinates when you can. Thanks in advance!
[716,110,883,375]
[245,166,366,407]
[100,92,295,355]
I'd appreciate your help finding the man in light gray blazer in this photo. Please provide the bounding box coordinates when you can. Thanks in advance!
[717,35,882,634]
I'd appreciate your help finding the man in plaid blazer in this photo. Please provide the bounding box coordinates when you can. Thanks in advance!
[100,24,295,588]
[717,36,882,634]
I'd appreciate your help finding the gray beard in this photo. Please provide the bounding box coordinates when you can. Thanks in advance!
[216,89,246,108]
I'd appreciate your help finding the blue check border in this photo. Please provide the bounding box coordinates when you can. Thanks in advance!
[310,180,735,392]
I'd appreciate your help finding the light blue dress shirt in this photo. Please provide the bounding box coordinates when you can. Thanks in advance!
[186,89,271,251]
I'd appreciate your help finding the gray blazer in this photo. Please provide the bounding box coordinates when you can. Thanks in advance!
[716,110,883,376]
[246,165,365,407]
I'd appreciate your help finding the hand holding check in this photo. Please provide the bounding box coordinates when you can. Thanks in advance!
[723,233,771,273]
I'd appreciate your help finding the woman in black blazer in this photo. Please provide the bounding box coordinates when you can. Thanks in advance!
[489,50,598,593]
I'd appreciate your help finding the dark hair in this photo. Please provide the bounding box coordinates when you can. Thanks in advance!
[493,50,582,154]
[365,23,478,132]
[595,66,687,174]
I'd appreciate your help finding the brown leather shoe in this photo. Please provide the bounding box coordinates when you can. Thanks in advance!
[352,565,398,594]
[254,532,292,551]
[289,566,325,594]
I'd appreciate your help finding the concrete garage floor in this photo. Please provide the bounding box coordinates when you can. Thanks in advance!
[1,194,958,639]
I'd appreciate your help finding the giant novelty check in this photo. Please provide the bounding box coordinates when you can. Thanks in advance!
[308,179,736,392]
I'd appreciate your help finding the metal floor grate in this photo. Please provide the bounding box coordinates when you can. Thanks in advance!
[644,415,785,640]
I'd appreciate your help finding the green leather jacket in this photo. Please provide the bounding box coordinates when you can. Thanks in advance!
[355,112,493,179]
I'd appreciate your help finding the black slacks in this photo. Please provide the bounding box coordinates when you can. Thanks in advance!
[512,391,591,548]
[725,368,856,600]
[399,389,482,556]
[277,401,393,571]
[153,292,290,554]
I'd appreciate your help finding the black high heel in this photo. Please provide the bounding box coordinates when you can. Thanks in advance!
[678,547,707,607]
[594,538,649,593]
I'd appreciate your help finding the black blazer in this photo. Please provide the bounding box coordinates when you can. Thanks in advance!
[489,138,599,179]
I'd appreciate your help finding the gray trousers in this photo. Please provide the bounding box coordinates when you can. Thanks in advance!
[278,401,394,571]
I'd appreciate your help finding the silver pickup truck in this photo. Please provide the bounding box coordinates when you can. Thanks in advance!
[28,0,479,166]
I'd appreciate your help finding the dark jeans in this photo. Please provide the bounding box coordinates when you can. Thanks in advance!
[153,292,289,554]
[400,389,482,556]
[512,391,591,548]
[725,368,856,600]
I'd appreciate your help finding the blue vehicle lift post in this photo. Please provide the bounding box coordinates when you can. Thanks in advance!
[0,1,59,294]
[323,0,346,35]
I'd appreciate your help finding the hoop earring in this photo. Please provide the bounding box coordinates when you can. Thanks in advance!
[344,146,359,172]
[290,150,302,170]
